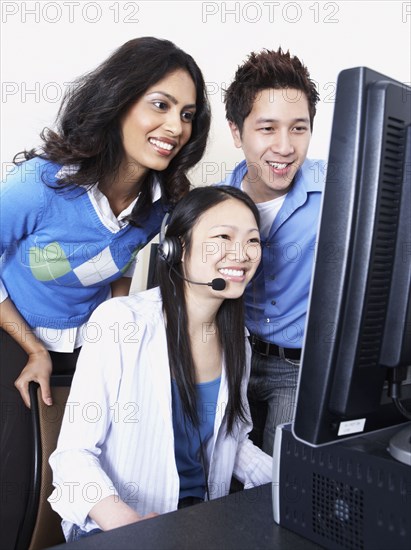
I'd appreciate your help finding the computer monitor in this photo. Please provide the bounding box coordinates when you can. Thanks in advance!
[292,67,411,452]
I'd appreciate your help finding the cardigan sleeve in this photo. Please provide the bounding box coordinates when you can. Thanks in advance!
[1,159,48,256]
[232,390,272,488]
[233,433,272,488]
[49,289,179,535]
[1,159,47,301]
[48,299,128,527]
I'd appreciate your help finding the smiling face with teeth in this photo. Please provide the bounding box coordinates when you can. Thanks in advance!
[229,88,311,203]
[119,69,197,181]
[182,198,261,301]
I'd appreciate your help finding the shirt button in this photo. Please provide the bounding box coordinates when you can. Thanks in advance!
[266,318,270,323]
[269,275,275,280]
[271,300,276,306]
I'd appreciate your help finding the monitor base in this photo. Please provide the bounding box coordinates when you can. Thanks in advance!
[389,424,411,466]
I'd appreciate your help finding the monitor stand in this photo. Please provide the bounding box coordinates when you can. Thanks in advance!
[388,424,411,466]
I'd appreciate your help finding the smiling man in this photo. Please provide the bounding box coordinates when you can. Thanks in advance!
[219,48,325,455]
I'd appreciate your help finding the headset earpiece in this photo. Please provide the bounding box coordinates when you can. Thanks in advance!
[158,212,183,265]
[159,236,183,265]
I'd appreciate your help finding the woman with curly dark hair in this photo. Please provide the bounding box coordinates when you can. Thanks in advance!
[0,36,210,550]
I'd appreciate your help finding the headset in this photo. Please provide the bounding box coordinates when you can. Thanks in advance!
[158,212,183,265]
[158,212,226,291]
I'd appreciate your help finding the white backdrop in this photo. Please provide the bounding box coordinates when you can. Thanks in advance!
[2,0,410,289]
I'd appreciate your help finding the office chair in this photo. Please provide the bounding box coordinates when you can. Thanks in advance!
[15,375,73,550]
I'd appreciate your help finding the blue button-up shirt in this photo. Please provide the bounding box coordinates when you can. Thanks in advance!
[220,158,325,348]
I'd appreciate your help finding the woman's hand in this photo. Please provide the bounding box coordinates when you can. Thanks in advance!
[14,348,53,408]
[1,297,54,408]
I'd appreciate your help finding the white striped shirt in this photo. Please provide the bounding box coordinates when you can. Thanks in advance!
[48,287,272,539]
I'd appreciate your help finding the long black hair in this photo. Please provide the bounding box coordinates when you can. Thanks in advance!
[15,37,211,225]
[157,185,260,434]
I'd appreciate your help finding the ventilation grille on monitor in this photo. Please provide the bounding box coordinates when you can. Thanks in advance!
[358,117,406,367]
[312,472,365,549]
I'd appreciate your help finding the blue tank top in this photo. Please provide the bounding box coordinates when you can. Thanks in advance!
[171,376,221,500]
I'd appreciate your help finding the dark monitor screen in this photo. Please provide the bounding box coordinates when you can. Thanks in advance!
[293,67,411,448]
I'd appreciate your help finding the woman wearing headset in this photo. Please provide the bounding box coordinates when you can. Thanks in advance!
[49,186,272,540]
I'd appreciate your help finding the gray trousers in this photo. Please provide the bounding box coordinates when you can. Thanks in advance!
[247,350,300,456]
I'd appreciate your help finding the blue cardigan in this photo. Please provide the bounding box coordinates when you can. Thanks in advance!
[0,158,167,329]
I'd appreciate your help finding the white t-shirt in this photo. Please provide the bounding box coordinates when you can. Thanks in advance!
[240,183,287,239]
